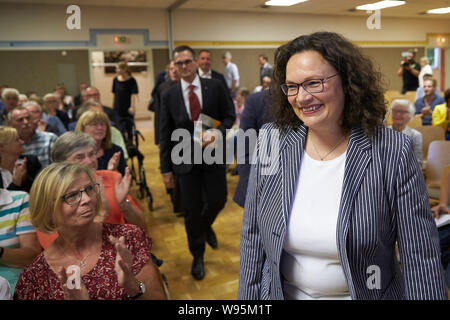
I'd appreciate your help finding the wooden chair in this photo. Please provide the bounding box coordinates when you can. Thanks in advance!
[425,141,450,199]
[408,114,422,129]
[414,126,445,161]
[402,91,417,104]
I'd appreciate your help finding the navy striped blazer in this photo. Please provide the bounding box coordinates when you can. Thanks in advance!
[238,123,448,300]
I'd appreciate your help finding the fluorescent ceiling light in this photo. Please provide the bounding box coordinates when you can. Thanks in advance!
[265,0,308,6]
[356,1,406,11]
[426,7,450,14]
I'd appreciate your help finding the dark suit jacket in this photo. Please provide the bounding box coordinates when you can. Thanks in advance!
[233,90,273,207]
[159,77,235,175]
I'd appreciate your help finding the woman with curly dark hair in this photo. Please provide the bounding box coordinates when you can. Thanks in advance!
[238,32,447,300]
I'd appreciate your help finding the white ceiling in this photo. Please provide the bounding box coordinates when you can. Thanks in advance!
[1,0,450,19]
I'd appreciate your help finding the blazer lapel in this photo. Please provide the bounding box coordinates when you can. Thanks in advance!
[280,125,308,233]
[336,127,372,297]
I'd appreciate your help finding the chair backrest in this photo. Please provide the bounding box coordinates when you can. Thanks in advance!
[414,126,445,160]
[425,141,450,187]
[402,91,417,104]
[408,114,422,129]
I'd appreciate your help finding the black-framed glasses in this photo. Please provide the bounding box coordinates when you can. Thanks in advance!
[281,74,338,96]
[175,59,193,67]
[61,183,100,205]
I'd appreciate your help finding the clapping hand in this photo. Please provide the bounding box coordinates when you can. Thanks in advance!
[115,167,131,205]
[12,157,27,186]
[56,266,90,300]
[109,235,140,296]
[107,151,121,171]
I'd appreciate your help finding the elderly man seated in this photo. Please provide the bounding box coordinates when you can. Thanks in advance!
[24,101,67,136]
[388,99,423,167]
[6,106,57,168]
[0,88,20,125]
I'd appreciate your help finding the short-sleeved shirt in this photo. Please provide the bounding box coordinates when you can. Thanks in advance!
[23,130,57,168]
[223,62,240,89]
[14,223,152,300]
[0,190,35,291]
[112,77,139,118]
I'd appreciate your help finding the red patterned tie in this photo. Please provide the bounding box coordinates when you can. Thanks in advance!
[188,84,201,122]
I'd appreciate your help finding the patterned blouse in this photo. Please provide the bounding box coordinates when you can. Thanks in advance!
[13,223,152,300]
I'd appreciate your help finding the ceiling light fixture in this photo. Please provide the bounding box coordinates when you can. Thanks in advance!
[356,1,406,11]
[426,7,450,14]
[265,0,309,6]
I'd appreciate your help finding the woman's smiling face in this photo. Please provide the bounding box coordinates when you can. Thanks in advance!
[285,50,345,132]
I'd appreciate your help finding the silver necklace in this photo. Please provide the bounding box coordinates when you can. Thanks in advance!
[57,230,99,269]
[309,133,347,161]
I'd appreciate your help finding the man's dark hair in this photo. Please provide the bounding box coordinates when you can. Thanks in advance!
[272,31,387,136]
[173,45,195,58]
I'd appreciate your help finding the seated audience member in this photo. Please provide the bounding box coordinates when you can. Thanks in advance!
[35,131,145,249]
[415,77,445,125]
[24,101,66,136]
[73,82,88,108]
[83,87,121,130]
[388,99,423,167]
[6,106,57,168]
[0,276,12,300]
[0,186,41,292]
[0,126,41,193]
[0,88,20,125]
[75,110,126,176]
[432,88,450,140]
[55,84,74,120]
[14,162,166,300]
[253,76,272,93]
[75,100,128,160]
[17,94,28,107]
[431,169,450,288]
[416,74,442,102]
[43,93,70,130]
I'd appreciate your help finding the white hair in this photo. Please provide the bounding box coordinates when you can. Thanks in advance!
[389,99,415,121]
[1,88,20,100]
[224,51,232,59]
[23,100,42,112]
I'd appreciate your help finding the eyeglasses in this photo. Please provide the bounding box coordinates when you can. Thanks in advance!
[281,74,338,96]
[86,122,106,128]
[61,183,100,205]
[175,59,193,67]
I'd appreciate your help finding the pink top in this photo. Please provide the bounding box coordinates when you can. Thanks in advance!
[14,223,152,300]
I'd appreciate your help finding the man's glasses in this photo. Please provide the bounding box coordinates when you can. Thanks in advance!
[175,59,193,67]
[61,183,100,205]
[281,74,338,96]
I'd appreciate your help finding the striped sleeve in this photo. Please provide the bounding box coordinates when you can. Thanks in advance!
[13,193,35,236]
[395,136,448,299]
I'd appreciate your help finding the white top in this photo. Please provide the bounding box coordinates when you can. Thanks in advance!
[223,62,240,89]
[418,64,433,88]
[180,75,203,120]
[281,150,351,300]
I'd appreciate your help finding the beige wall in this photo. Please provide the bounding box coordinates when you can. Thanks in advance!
[0,49,90,97]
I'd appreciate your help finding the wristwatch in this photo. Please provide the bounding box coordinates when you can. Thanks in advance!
[127,281,146,299]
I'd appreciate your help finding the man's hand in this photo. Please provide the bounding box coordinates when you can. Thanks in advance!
[162,172,175,189]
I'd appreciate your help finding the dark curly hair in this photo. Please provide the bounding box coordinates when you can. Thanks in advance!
[271,31,387,136]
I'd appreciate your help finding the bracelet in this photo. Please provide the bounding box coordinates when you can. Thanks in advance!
[0,247,4,259]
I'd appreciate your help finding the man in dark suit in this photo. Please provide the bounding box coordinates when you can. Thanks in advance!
[196,49,231,101]
[233,89,273,208]
[159,45,235,280]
